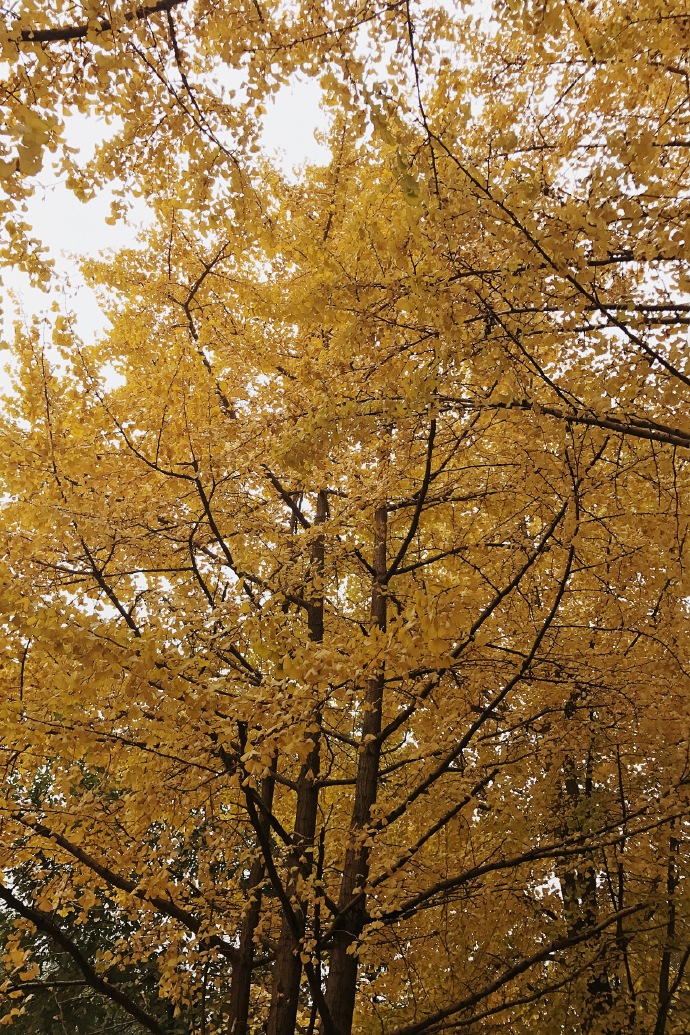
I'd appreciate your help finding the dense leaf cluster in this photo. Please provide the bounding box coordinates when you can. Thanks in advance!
[1,1,690,1033]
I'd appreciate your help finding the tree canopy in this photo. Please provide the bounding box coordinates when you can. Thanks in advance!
[1,1,690,1032]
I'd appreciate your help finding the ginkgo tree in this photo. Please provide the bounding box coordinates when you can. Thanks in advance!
[2,1,690,1033]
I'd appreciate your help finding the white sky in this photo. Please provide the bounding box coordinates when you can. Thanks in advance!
[2,78,328,346]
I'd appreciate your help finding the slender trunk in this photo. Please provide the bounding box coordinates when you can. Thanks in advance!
[614,748,636,1032]
[267,740,320,1035]
[558,752,612,1033]
[654,824,678,1035]
[228,763,276,1034]
[323,503,387,1035]
[267,491,327,1035]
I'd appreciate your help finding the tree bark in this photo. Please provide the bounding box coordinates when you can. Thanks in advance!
[267,491,327,1035]
[558,752,613,1034]
[323,502,387,1035]
[228,763,276,1034]
[653,824,678,1035]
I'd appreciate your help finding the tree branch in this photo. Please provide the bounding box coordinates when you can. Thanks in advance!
[0,881,166,1035]
[390,904,646,1035]
[17,0,189,44]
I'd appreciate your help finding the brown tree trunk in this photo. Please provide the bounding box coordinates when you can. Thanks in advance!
[228,763,276,1034]
[558,751,613,1034]
[323,503,387,1035]
[267,491,327,1035]
[653,824,678,1035]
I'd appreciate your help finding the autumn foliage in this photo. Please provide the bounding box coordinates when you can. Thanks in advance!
[1,0,690,1032]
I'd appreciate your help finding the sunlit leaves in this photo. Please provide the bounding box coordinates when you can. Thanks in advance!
[1,1,690,1033]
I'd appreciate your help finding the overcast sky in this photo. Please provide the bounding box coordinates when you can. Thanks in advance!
[2,78,328,348]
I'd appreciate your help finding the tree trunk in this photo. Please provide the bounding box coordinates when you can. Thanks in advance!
[323,502,387,1035]
[653,824,678,1035]
[267,491,327,1035]
[558,752,613,1034]
[228,763,276,1034]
